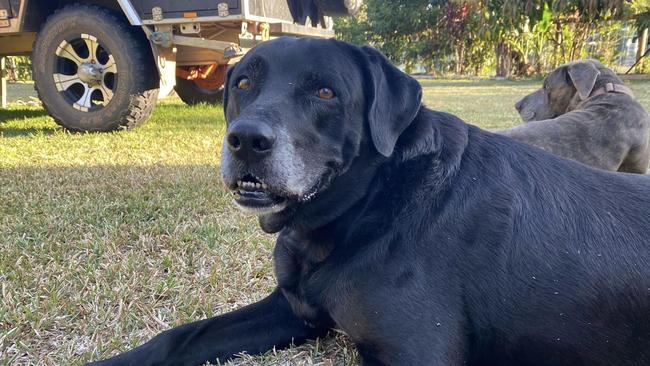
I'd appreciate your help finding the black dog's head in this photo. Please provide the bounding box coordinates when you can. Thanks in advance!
[220,37,422,217]
[515,60,615,122]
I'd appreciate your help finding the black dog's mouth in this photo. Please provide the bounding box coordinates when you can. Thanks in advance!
[295,166,339,204]
[228,167,337,215]
[231,174,287,214]
[520,111,535,121]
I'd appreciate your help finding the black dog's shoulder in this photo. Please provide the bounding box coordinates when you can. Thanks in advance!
[390,106,650,256]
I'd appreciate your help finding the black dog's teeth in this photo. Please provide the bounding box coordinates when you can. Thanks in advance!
[236,174,268,191]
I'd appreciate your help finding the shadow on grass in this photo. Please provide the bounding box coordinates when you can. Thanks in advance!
[0,108,58,137]
[0,108,49,120]
[1,126,61,137]
[0,104,226,138]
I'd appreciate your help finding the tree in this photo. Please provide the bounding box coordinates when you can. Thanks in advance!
[335,0,650,76]
[630,1,650,72]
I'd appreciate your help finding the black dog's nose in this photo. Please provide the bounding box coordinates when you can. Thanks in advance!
[226,120,276,159]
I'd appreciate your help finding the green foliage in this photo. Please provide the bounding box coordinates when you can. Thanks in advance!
[336,0,650,76]
[629,0,650,30]
[337,0,446,68]
[4,56,33,82]
[637,11,650,30]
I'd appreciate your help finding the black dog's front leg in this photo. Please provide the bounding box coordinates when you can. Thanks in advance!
[88,289,328,366]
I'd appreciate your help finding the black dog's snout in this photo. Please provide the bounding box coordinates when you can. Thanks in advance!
[227,120,276,159]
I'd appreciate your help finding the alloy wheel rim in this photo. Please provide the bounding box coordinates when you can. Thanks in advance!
[52,33,117,112]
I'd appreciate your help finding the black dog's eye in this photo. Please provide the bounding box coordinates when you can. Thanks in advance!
[237,77,251,90]
[317,87,335,100]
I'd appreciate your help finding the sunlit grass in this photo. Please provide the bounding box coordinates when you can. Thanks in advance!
[419,78,650,130]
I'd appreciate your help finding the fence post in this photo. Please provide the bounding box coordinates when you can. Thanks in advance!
[0,56,6,108]
[637,28,649,74]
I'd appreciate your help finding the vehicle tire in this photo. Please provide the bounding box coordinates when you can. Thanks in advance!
[315,0,362,16]
[32,4,159,132]
[174,77,224,105]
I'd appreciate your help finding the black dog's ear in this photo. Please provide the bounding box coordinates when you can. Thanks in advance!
[567,61,600,100]
[222,64,235,118]
[361,46,423,157]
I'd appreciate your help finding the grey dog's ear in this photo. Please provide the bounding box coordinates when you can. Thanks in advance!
[361,46,423,157]
[567,61,600,100]
[222,64,235,119]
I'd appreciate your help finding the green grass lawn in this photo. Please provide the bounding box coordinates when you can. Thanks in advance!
[1,79,649,365]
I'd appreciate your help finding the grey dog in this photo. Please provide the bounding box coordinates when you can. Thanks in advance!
[500,60,650,173]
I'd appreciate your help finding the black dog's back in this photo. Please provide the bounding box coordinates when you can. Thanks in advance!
[351,107,650,364]
[439,116,650,366]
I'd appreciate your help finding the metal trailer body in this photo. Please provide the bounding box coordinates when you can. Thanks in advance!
[0,0,347,129]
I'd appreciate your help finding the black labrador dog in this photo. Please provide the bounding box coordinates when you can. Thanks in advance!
[90,38,650,366]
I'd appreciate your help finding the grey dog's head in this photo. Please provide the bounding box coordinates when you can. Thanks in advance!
[220,37,422,217]
[515,60,619,122]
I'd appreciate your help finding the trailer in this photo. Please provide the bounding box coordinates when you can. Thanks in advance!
[0,0,360,131]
